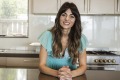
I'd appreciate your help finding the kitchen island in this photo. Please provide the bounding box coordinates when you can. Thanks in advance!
[0,68,120,80]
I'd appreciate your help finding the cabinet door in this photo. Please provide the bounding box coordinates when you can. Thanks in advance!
[115,0,120,14]
[88,0,115,14]
[7,57,39,68]
[60,0,87,14]
[33,0,58,14]
[0,57,6,67]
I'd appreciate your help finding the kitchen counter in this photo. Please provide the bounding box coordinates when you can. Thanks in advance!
[0,68,120,80]
[0,50,39,57]
[0,50,39,68]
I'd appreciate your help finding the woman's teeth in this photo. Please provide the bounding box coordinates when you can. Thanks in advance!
[64,22,70,25]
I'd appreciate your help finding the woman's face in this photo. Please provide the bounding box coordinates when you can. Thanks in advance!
[60,9,76,30]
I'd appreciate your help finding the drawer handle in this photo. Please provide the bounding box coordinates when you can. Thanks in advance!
[24,60,31,62]
[23,60,38,62]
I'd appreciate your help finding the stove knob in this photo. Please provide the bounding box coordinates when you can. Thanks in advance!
[103,59,107,63]
[99,59,103,63]
[94,59,99,63]
[107,59,111,63]
[111,59,116,63]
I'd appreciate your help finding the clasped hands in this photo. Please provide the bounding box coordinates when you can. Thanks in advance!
[58,66,72,80]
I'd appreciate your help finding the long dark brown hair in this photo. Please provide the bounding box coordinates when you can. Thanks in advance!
[50,2,82,64]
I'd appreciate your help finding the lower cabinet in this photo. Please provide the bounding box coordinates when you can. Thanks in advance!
[0,57,7,67]
[7,57,39,68]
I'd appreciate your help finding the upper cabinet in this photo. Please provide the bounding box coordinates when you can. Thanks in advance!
[32,0,58,14]
[60,0,87,14]
[33,0,88,14]
[115,0,120,14]
[32,0,119,14]
[87,0,114,14]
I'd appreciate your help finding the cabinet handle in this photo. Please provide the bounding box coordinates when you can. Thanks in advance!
[117,0,118,12]
[84,0,85,11]
[57,0,58,11]
[116,0,120,12]
[89,0,91,12]
[24,60,32,62]
[23,60,38,62]
[118,0,120,12]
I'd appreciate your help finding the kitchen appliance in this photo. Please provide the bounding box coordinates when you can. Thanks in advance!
[86,51,120,71]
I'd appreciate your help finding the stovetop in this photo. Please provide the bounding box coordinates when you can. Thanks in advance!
[87,51,119,56]
[86,51,120,65]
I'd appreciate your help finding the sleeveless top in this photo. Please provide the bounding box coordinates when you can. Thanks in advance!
[38,31,88,70]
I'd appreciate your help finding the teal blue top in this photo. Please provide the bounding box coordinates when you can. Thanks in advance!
[38,31,88,70]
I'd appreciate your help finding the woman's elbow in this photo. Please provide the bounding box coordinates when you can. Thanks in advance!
[79,64,87,72]
[39,64,45,72]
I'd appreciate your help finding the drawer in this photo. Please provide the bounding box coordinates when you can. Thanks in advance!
[7,57,39,68]
[0,57,7,67]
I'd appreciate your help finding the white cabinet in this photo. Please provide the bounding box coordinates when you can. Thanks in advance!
[60,0,115,14]
[115,0,120,14]
[32,0,87,14]
[32,0,116,14]
[7,57,39,68]
[0,57,6,67]
[88,0,115,14]
[60,0,87,14]
[33,0,58,14]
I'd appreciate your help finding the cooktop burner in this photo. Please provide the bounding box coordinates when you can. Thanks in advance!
[87,51,117,55]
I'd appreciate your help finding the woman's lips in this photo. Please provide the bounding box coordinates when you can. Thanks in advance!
[63,22,70,25]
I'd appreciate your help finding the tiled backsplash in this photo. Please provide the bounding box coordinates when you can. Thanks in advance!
[0,15,120,52]
[81,16,119,50]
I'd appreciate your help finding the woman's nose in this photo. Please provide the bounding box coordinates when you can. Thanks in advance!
[65,16,70,21]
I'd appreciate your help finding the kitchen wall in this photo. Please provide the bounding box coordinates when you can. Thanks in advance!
[0,0,120,52]
[82,16,120,51]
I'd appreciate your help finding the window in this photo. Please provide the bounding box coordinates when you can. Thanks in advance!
[0,0,28,37]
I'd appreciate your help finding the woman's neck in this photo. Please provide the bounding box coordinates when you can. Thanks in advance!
[62,28,70,37]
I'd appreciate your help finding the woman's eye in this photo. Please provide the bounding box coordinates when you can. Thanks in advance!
[70,15,75,18]
[61,13,66,16]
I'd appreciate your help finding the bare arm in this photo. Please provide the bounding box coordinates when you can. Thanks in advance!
[39,45,58,77]
[71,49,87,77]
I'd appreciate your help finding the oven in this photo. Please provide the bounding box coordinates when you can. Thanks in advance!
[86,51,120,71]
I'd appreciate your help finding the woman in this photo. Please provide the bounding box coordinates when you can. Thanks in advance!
[38,2,88,79]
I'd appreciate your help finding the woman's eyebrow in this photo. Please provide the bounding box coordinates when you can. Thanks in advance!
[63,12,74,15]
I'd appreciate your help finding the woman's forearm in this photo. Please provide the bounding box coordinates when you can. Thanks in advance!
[71,65,87,77]
[39,65,58,77]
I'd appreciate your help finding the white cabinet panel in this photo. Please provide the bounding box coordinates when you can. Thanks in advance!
[33,0,58,14]
[88,0,115,14]
[60,0,87,14]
